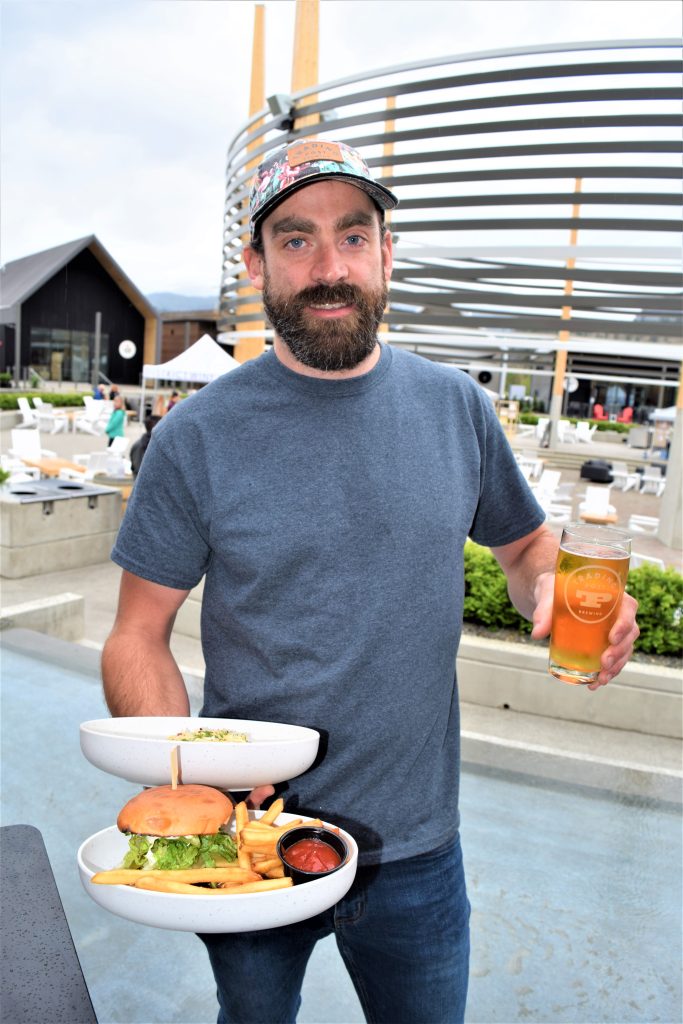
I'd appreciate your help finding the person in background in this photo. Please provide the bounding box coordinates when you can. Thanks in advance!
[129,415,161,477]
[101,139,639,1024]
[109,384,121,401]
[93,383,107,400]
[166,390,181,412]
[152,394,167,418]
[105,395,126,447]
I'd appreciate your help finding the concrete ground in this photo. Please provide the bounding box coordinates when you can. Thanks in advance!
[2,630,681,1024]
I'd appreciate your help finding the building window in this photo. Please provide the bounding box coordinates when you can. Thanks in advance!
[29,327,108,382]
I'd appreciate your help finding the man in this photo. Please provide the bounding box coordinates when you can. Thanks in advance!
[102,140,638,1023]
[128,414,161,477]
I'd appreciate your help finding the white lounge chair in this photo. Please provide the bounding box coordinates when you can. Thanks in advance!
[30,397,68,435]
[574,421,597,444]
[610,461,640,492]
[532,469,562,501]
[58,451,110,481]
[0,453,41,482]
[557,419,577,443]
[579,486,617,522]
[8,428,57,462]
[74,397,109,435]
[630,552,665,570]
[639,466,666,497]
[628,514,659,536]
[15,396,38,428]
[534,417,550,443]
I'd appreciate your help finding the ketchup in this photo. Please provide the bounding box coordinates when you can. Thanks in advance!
[284,838,342,873]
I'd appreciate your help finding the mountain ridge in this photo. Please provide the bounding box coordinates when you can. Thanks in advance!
[147,292,219,312]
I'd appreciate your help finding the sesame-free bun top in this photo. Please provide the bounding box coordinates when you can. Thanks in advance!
[117,784,233,836]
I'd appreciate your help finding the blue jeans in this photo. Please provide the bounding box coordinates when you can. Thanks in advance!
[198,835,470,1024]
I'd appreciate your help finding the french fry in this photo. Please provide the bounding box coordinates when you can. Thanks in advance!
[133,876,235,895]
[234,800,249,834]
[91,867,260,886]
[252,857,281,875]
[217,877,293,894]
[265,866,285,878]
[234,799,253,870]
[258,797,285,826]
[133,875,293,895]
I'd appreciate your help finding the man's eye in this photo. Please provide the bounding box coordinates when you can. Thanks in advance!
[345,235,364,246]
[285,238,306,249]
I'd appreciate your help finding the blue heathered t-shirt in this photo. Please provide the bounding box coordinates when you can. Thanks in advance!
[112,344,545,865]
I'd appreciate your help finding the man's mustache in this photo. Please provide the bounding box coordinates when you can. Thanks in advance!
[290,283,363,307]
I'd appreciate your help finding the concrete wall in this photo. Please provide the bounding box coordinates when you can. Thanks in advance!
[0,490,121,578]
[0,593,84,641]
[457,634,681,740]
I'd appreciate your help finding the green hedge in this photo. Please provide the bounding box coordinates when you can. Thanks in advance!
[0,391,86,411]
[517,412,632,435]
[463,542,683,657]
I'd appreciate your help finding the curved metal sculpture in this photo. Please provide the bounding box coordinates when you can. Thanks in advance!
[220,39,682,389]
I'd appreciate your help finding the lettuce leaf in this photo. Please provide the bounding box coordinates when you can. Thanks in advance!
[121,832,237,871]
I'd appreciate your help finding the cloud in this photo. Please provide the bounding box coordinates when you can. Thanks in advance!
[2,0,681,293]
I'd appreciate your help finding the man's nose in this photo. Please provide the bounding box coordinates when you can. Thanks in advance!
[311,243,348,284]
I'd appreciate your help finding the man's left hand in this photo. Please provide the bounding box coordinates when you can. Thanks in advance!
[530,571,640,690]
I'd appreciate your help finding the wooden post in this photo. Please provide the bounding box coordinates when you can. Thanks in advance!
[291,0,319,131]
[549,178,582,446]
[234,4,267,364]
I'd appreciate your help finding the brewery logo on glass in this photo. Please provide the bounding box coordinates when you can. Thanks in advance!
[564,566,623,624]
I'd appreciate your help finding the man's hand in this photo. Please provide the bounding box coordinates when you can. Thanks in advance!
[246,785,276,809]
[530,571,640,690]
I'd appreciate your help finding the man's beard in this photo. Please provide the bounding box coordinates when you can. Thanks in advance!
[262,272,388,372]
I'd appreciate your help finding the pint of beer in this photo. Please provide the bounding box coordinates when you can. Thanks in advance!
[549,523,631,684]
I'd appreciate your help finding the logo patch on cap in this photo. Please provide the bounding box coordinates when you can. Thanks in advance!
[289,141,344,168]
[249,138,399,237]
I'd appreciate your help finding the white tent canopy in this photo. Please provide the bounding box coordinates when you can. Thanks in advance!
[140,334,240,420]
[142,333,239,382]
[649,406,677,422]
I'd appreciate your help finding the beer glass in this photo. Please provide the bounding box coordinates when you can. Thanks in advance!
[549,522,631,685]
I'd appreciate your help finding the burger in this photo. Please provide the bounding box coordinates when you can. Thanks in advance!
[117,784,237,871]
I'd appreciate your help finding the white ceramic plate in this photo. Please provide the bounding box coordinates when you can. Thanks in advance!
[77,812,358,933]
[80,717,320,789]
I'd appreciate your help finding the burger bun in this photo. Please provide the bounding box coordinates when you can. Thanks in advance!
[117,784,233,836]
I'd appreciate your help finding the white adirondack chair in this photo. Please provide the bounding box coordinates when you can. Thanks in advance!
[627,514,659,535]
[74,396,109,435]
[15,396,38,428]
[579,486,617,521]
[610,461,640,492]
[8,429,57,462]
[31,397,67,434]
[630,552,665,570]
[574,421,597,443]
[640,466,666,497]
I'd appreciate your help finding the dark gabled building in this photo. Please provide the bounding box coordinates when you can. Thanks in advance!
[0,235,158,385]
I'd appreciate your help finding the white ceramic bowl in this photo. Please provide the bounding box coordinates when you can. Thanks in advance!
[80,717,320,789]
[77,812,358,933]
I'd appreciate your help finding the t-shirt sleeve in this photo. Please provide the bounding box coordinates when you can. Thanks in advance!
[467,394,547,548]
[111,435,211,590]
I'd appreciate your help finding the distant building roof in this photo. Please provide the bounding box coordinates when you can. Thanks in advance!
[0,235,156,321]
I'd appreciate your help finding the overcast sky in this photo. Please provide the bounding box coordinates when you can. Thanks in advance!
[1,0,680,296]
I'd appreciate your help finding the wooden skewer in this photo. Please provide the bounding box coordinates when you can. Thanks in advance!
[170,745,179,789]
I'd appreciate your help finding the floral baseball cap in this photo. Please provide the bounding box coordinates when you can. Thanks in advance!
[249,139,398,239]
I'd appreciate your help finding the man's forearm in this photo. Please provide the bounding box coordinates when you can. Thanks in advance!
[101,629,190,717]
[492,525,559,622]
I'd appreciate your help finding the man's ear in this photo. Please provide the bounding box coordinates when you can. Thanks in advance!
[243,245,265,291]
[381,229,393,283]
